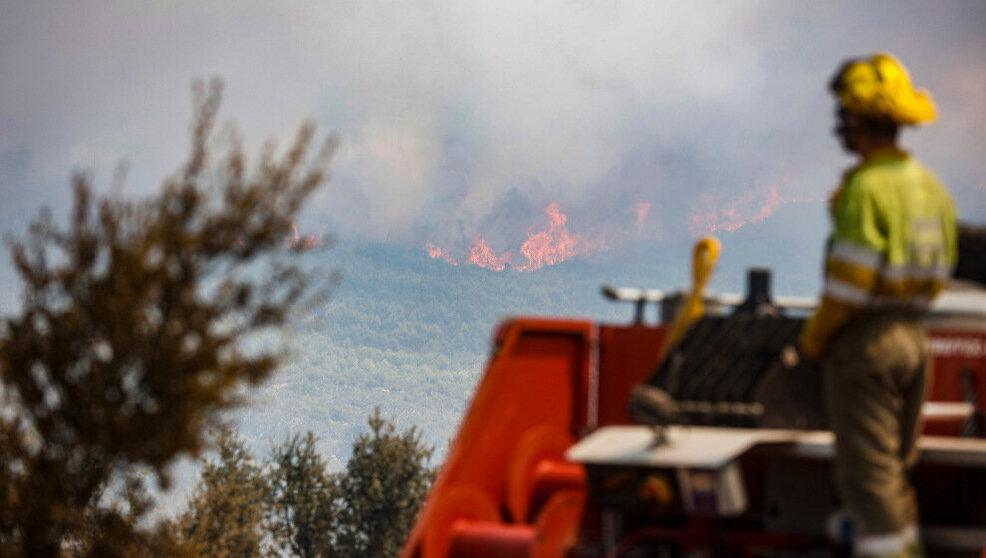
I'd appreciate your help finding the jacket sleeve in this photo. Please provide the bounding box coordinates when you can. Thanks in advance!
[800,181,886,359]
[935,182,958,297]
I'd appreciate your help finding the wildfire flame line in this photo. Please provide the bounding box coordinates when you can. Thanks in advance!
[426,242,458,265]
[515,203,604,272]
[468,237,511,271]
[428,179,818,271]
[426,202,611,272]
[689,180,820,235]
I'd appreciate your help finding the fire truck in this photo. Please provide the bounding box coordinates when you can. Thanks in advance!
[399,227,986,558]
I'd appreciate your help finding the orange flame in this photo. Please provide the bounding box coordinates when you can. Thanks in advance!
[425,202,606,272]
[286,221,325,249]
[468,237,511,271]
[426,242,459,265]
[515,203,605,272]
[635,202,651,230]
[689,179,820,235]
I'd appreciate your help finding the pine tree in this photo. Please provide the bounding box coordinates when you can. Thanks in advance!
[334,408,434,558]
[180,429,271,558]
[267,432,338,558]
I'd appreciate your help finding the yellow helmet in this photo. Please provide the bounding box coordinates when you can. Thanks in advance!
[829,53,936,126]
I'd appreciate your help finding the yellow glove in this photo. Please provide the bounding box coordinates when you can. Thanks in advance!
[799,314,824,361]
[800,297,855,361]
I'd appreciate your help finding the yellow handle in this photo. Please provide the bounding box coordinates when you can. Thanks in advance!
[660,236,721,357]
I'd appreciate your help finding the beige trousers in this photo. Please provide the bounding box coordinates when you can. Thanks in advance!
[823,312,928,552]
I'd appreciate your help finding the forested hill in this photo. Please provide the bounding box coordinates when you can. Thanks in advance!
[235,201,825,467]
[236,240,651,466]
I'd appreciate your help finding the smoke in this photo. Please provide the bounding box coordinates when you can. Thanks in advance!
[635,203,651,231]
[2,1,985,269]
[315,1,769,243]
[292,0,986,246]
[688,173,826,236]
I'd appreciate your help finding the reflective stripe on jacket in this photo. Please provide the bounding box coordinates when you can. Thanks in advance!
[800,147,957,358]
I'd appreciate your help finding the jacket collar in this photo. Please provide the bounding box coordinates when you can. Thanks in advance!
[829,147,910,214]
[858,146,909,167]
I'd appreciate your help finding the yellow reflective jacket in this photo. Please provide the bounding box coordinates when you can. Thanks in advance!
[800,147,957,359]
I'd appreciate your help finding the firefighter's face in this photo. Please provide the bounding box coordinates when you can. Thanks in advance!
[833,108,865,153]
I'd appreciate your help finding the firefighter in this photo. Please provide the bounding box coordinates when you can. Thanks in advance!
[800,53,957,558]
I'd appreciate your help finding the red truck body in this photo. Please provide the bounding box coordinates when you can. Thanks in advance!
[401,299,986,558]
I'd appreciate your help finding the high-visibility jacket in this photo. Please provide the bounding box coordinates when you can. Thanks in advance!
[800,147,957,359]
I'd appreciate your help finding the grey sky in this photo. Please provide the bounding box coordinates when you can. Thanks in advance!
[1,1,984,284]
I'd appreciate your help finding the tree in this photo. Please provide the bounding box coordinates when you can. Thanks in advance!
[67,469,181,558]
[0,79,337,558]
[179,428,271,558]
[264,411,434,558]
[334,408,434,558]
[267,432,337,558]
[175,410,434,558]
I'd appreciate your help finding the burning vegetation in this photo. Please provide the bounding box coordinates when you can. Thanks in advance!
[514,203,605,272]
[688,178,820,235]
[468,237,512,271]
[426,202,608,272]
[286,220,325,249]
[426,174,815,272]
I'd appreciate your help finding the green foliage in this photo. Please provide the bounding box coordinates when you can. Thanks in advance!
[267,432,336,558]
[180,429,271,558]
[0,79,336,558]
[334,408,434,558]
[175,410,433,558]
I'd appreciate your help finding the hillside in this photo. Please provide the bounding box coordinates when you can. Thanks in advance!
[233,202,826,465]
[235,241,642,465]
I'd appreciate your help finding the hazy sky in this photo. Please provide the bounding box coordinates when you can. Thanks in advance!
[1,1,984,288]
